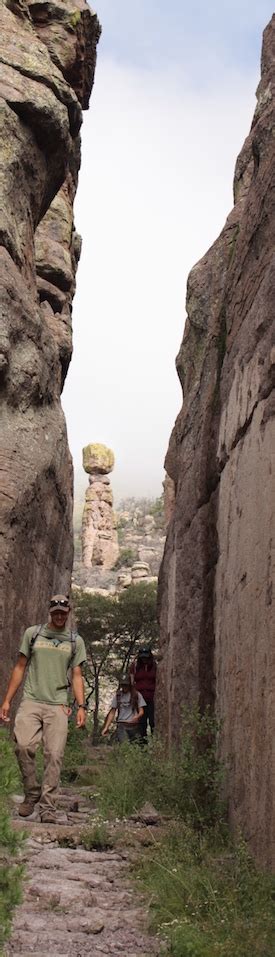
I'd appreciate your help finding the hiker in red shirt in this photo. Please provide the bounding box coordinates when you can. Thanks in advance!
[130,648,156,741]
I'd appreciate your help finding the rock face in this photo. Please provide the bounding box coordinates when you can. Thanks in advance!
[0,0,101,700]
[81,444,119,570]
[158,17,275,870]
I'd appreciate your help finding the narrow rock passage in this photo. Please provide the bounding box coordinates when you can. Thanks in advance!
[6,788,162,957]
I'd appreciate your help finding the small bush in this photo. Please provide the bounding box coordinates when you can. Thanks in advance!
[136,826,275,957]
[0,730,24,951]
[114,547,138,569]
[0,730,21,799]
[61,719,89,783]
[98,709,224,828]
[81,822,114,852]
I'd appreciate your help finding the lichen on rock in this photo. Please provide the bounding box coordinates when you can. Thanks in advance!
[83,443,115,475]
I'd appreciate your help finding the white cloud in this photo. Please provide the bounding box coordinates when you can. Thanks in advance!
[62,57,257,499]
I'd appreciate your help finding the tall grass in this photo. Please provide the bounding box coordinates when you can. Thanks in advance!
[137,826,275,957]
[96,710,275,957]
[0,729,24,954]
[98,708,224,828]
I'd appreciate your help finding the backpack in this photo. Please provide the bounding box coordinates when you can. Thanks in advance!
[29,625,78,667]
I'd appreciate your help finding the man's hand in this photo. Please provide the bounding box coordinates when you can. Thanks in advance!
[76,707,86,728]
[101,726,109,736]
[0,700,10,723]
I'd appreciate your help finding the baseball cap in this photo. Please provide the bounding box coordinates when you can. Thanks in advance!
[49,594,70,613]
[118,673,131,688]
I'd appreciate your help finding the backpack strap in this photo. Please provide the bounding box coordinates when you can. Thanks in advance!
[116,689,121,718]
[28,625,42,658]
[29,627,78,665]
[69,630,77,667]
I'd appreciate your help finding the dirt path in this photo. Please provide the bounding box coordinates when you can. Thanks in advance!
[5,787,163,957]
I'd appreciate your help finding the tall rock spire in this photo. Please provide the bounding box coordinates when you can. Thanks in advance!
[81,444,119,571]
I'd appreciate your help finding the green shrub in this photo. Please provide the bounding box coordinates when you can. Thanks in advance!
[69,708,274,957]
[136,826,275,957]
[81,821,114,851]
[98,709,224,828]
[114,547,138,569]
[0,730,21,800]
[0,730,24,952]
[61,718,90,783]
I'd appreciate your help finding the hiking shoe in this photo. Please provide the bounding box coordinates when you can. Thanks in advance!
[18,800,38,818]
[40,810,57,824]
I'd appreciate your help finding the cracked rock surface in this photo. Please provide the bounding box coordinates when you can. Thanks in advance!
[6,788,162,956]
[158,15,275,870]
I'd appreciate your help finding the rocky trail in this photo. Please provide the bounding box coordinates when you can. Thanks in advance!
[6,787,163,957]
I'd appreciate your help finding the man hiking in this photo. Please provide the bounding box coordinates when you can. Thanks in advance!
[0,594,87,823]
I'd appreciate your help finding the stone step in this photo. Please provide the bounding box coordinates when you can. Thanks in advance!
[6,784,162,957]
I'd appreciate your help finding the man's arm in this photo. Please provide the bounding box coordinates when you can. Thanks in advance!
[0,654,28,722]
[72,665,87,727]
[102,708,116,736]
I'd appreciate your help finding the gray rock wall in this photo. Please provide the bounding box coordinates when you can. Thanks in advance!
[158,16,275,870]
[0,0,101,698]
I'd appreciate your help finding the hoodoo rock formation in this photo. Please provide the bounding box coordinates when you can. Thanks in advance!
[0,0,101,700]
[158,17,275,870]
[81,443,119,571]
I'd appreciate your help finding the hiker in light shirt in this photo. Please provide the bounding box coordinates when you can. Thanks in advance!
[0,595,87,823]
[102,673,145,743]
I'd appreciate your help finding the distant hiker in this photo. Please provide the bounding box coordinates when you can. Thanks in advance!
[130,647,157,740]
[0,595,87,824]
[101,673,145,743]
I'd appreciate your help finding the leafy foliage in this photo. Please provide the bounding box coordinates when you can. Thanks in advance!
[94,711,275,957]
[81,822,114,851]
[146,493,165,530]
[97,708,223,827]
[114,547,138,568]
[73,583,158,742]
[137,828,275,957]
[0,730,24,952]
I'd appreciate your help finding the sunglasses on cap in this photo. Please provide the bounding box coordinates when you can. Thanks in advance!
[50,598,70,609]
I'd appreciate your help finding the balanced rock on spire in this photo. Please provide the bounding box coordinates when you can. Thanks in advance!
[81,443,119,571]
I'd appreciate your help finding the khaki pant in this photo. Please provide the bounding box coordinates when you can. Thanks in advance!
[14,699,68,814]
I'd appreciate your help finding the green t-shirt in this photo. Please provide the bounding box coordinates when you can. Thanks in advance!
[20,624,87,706]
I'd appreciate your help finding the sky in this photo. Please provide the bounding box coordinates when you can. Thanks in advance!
[62,0,274,501]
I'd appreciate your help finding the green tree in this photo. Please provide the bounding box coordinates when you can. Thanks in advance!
[113,581,158,671]
[114,547,138,569]
[73,583,158,742]
[146,493,165,530]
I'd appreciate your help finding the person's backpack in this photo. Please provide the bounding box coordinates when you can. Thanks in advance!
[28,625,77,667]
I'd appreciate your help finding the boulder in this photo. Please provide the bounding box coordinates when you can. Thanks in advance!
[131,803,161,826]
[131,562,150,580]
[82,443,115,475]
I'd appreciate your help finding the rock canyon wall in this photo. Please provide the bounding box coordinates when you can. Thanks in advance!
[158,17,275,869]
[0,0,101,699]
